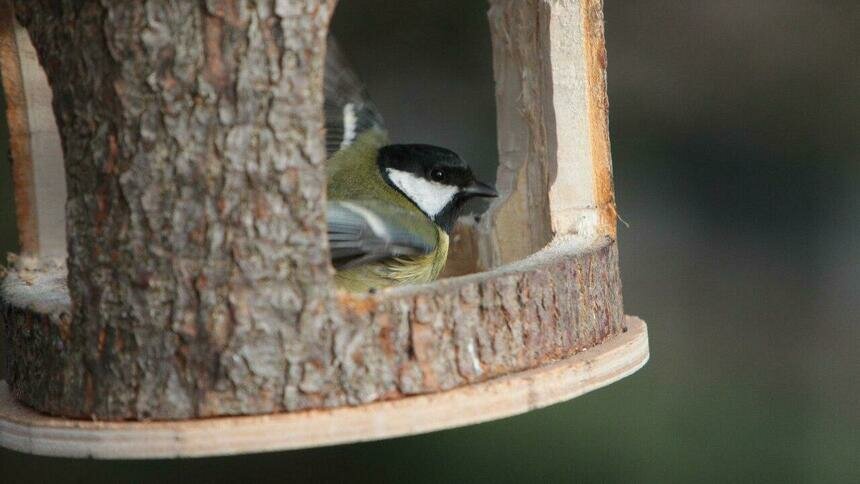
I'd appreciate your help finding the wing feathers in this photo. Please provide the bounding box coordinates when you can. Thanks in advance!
[328,200,436,269]
[325,36,385,156]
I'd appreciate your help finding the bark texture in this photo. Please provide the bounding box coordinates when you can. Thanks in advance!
[4,241,623,418]
[2,0,625,420]
[334,241,623,403]
[10,0,339,419]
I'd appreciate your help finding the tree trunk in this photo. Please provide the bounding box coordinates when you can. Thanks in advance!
[10,0,339,419]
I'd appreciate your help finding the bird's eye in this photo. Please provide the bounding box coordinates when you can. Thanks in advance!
[430,169,445,182]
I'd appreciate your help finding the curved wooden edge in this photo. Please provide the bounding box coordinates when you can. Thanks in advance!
[0,316,648,459]
[3,239,623,419]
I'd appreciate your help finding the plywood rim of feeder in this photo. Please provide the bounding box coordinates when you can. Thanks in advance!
[0,316,648,459]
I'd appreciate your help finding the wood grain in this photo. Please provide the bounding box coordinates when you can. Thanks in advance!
[582,0,617,239]
[0,0,37,253]
[0,316,648,459]
[478,0,619,269]
[0,0,67,256]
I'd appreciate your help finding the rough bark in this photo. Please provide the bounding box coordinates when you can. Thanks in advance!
[334,240,623,403]
[0,317,647,459]
[1,0,625,420]
[9,0,339,419]
[3,240,623,418]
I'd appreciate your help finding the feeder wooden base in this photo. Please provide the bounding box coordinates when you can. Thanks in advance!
[0,317,647,459]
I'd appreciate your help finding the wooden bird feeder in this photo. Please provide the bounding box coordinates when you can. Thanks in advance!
[0,0,648,458]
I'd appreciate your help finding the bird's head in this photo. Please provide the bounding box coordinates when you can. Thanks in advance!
[378,144,498,232]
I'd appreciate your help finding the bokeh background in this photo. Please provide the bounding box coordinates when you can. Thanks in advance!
[2,1,858,482]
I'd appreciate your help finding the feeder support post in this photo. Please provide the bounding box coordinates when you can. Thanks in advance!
[478,0,616,268]
[7,0,340,419]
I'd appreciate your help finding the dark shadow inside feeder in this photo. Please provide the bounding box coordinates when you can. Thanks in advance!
[327,2,499,284]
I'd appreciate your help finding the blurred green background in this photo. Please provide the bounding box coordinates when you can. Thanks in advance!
[2,1,858,482]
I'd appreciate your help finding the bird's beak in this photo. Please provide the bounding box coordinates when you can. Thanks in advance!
[462,180,498,198]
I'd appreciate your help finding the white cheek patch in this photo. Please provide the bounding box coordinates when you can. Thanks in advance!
[386,168,458,218]
[338,201,389,240]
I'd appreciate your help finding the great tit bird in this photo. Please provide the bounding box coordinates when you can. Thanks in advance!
[324,38,497,292]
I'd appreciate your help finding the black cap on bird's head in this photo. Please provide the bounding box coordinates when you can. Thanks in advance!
[378,144,498,232]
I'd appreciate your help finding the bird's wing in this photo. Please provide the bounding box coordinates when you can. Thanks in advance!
[327,200,437,269]
[325,36,385,157]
